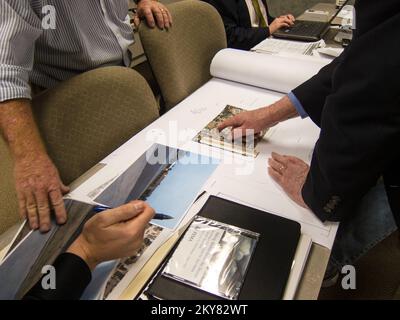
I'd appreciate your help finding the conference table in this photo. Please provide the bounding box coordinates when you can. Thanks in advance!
[0,2,351,300]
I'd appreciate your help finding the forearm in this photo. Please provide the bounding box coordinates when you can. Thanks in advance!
[23,252,92,300]
[0,99,47,161]
[261,95,299,125]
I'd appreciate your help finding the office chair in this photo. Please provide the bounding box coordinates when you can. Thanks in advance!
[0,67,159,236]
[139,0,227,111]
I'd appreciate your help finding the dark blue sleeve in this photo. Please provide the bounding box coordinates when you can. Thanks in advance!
[23,253,92,300]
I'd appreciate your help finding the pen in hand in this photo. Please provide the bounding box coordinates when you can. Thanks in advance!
[93,205,174,220]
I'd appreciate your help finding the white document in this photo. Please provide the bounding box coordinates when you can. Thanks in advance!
[315,47,344,59]
[252,38,325,56]
[336,5,355,27]
[210,49,330,93]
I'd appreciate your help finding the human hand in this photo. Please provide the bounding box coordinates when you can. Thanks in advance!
[14,153,70,233]
[268,152,309,208]
[269,14,295,34]
[217,96,300,139]
[134,0,173,29]
[67,201,155,270]
[217,107,278,140]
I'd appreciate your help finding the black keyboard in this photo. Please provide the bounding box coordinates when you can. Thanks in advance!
[273,20,329,42]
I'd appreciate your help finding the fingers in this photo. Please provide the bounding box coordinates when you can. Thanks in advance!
[128,202,155,228]
[18,182,67,231]
[123,203,154,249]
[97,201,145,227]
[158,4,172,29]
[271,152,288,165]
[165,6,173,25]
[60,182,70,194]
[280,15,295,24]
[278,21,291,28]
[17,191,28,221]
[152,7,165,29]
[137,1,172,29]
[268,166,283,184]
[143,8,156,28]
[133,14,140,28]
[49,188,67,225]
[217,115,242,131]
[26,191,39,230]
[268,157,284,174]
[35,188,51,232]
[161,10,170,29]
[277,16,294,28]
[288,14,295,22]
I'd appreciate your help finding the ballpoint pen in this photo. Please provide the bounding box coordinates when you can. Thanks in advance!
[93,205,174,220]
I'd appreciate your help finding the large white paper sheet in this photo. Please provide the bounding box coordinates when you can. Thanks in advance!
[70,79,338,250]
[210,49,330,93]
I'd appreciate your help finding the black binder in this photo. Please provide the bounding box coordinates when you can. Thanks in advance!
[144,196,301,300]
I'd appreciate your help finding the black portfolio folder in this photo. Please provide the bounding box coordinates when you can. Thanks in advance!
[144,196,301,300]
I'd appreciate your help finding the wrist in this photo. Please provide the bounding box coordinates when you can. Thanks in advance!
[267,96,298,124]
[14,147,48,163]
[269,25,276,34]
[67,236,99,271]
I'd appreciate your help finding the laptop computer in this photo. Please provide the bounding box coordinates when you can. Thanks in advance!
[273,0,350,42]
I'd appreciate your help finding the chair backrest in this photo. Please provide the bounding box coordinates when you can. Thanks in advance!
[0,138,19,236]
[139,0,227,111]
[0,66,159,235]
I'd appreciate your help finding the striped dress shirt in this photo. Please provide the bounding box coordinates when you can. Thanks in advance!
[0,0,134,102]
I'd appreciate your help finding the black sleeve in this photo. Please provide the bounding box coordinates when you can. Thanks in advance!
[23,253,92,300]
[206,0,270,50]
[300,12,400,222]
[292,54,344,127]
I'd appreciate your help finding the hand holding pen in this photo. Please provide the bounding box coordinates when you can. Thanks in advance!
[67,200,156,270]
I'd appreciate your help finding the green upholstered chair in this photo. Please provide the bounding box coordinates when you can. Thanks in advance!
[0,66,159,236]
[139,0,227,111]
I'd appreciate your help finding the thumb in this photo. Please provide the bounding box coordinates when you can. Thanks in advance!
[60,183,70,194]
[125,203,155,230]
[133,15,141,28]
[98,201,145,227]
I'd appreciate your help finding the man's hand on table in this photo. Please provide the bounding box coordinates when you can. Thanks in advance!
[217,96,310,209]
[217,95,299,139]
[269,14,295,34]
[268,152,309,209]
[134,0,173,29]
[217,107,278,140]
[0,99,69,233]
[14,152,69,232]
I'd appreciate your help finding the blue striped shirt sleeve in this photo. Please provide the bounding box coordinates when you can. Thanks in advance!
[0,0,42,102]
[287,91,308,119]
[0,0,43,102]
[1,1,134,103]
